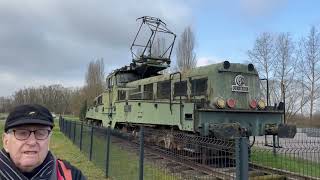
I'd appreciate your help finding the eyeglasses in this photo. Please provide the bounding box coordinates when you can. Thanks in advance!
[7,129,51,140]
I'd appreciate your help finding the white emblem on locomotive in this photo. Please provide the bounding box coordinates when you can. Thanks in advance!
[232,75,249,92]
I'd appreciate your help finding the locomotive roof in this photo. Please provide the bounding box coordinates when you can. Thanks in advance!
[126,61,258,85]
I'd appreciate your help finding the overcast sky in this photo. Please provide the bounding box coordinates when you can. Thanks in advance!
[1,0,319,96]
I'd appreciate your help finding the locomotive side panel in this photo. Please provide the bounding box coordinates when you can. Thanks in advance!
[113,101,195,131]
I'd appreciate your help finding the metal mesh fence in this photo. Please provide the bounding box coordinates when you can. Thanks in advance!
[108,133,140,179]
[141,128,237,179]
[298,127,320,137]
[69,122,75,141]
[59,117,320,180]
[249,133,320,179]
[91,127,107,171]
[81,125,92,158]
[74,123,82,147]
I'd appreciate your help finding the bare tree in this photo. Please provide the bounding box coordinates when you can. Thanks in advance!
[10,85,71,113]
[176,26,197,73]
[152,37,171,74]
[248,32,276,104]
[273,33,298,120]
[296,48,310,116]
[0,96,13,113]
[85,58,106,105]
[152,37,166,58]
[274,33,295,98]
[299,26,320,120]
[68,87,86,116]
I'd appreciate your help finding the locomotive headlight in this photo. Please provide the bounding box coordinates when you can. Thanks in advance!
[215,97,225,109]
[257,99,266,110]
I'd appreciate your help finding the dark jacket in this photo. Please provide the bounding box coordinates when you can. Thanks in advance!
[0,149,86,180]
[58,159,87,180]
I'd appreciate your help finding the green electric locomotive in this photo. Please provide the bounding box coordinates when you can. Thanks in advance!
[85,16,295,140]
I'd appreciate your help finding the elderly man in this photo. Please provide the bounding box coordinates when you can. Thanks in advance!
[0,104,86,180]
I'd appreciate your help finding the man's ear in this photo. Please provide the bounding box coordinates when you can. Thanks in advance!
[2,133,9,152]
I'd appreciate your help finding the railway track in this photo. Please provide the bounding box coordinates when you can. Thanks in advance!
[110,132,319,180]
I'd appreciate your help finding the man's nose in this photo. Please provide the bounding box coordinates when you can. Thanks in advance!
[25,132,37,144]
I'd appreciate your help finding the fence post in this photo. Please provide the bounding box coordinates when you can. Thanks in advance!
[89,126,94,161]
[236,137,249,180]
[73,122,76,143]
[139,126,144,180]
[59,116,61,130]
[65,119,67,134]
[61,117,63,131]
[80,122,83,151]
[70,121,72,138]
[273,135,276,156]
[68,121,71,138]
[61,118,64,133]
[63,118,67,135]
[66,121,68,136]
[67,120,69,135]
[64,119,67,134]
[105,126,111,178]
[59,117,62,132]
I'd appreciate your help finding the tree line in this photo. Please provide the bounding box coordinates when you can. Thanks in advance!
[0,59,105,117]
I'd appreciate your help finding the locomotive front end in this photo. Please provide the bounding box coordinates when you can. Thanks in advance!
[195,61,296,139]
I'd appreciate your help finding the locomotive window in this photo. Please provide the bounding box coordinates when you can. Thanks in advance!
[157,80,171,99]
[118,90,126,100]
[129,85,142,100]
[107,77,113,89]
[174,81,187,96]
[191,78,207,96]
[116,73,139,85]
[143,83,153,100]
[97,96,103,104]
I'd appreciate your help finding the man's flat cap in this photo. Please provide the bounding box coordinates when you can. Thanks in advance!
[5,104,54,132]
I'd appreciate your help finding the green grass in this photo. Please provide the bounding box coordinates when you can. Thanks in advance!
[59,121,177,179]
[108,142,176,180]
[251,148,320,177]
[62,114,80,121]
[0,113,8,121]
[0,122,108,180]
[77,125,177,180]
